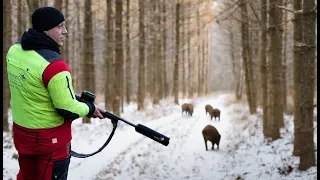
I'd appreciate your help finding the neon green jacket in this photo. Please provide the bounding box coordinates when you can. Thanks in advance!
[6,30,95,129]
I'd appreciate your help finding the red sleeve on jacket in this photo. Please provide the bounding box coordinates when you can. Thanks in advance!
[42,60,71,88]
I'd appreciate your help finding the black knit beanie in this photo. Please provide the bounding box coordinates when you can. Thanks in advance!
[32,7,65,32]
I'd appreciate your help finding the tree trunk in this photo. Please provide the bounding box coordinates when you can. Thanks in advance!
[292,0,303,157]
[153,1,161,104]
[146,10,153,99]
[205,28,209,95]
[105,0,114,111]
[26,0,39,21]
[125,0,131,104]
[181,0,186,98]
[150,1,156,103]
[17,0,27,41]
[295,0,316,170]
[162,0,169,98]
[112,0,123,116]
[229,30,239,100]
[240,0,256,114]
[71,27,76,91]
[187,1,193,98]
[63,0,69,65]
[137,0,146,110]
[173,2,180,104]
[196,1,201,96]
[54,0,66,58]
[247,1,259,108]
[74,1,82,93]
[3,0,12,132]
[71,1,79,93]
[201,31,207,95]
[82,0,95,123]
[282,0,288,112]
[54,0,63,17]
[268,0,283,139]
[236,70,243,100]
[260,0,269,137]
[157,1,164,100]
[248,33,257,113]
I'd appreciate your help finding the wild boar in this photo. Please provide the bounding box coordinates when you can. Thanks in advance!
[212,108,221,121]
[205,104,214,119]
[181,103,194,116]
[202,125,221,151]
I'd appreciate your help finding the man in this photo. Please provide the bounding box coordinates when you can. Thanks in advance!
[6,7,105,180]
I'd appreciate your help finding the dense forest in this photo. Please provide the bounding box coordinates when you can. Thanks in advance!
[3,0,317,171]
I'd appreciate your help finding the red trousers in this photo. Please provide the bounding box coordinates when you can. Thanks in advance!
[17,142,71,180]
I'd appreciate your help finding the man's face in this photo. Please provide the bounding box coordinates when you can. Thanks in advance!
[44,21,67,47]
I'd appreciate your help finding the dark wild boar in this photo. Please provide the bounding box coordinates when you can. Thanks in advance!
[205,104,214,119]
[212,108,221,121]
[181,103,194,116]
[202,125,221,151]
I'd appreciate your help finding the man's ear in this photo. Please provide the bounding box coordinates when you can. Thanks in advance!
[43,31,48,35]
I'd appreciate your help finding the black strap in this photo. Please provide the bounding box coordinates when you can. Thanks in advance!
[70,120,118,158]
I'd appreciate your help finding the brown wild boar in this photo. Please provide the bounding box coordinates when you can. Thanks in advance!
[181,103,194,116]
[202,125,221,151]
[212,108,221,121]
[205,104,214,119]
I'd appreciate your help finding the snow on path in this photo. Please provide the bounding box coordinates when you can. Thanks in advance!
[94,94,232,180]
[68,99,188,179]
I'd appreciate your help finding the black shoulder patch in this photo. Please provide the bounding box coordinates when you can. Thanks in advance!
[35,49,62,63]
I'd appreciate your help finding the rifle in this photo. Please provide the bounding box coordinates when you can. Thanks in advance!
[71,90,170,158]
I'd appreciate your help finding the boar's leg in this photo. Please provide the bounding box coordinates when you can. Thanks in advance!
[203,137,208,151]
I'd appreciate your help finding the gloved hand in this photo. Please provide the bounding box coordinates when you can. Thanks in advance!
[88,105,104,119]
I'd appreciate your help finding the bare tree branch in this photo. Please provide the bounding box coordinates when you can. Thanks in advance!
[276,5,304,14]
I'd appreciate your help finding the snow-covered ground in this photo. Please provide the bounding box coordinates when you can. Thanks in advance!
[3,93,317,180]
